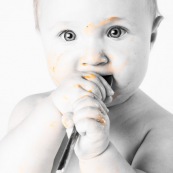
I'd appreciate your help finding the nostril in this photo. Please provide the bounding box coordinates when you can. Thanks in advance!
[81,52,109,66]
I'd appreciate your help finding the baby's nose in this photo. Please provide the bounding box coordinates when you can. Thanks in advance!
[80,43,109,66]
[81,51,108,66]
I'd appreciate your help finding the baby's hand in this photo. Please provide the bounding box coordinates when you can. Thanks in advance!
[72,95,110,160]
[51,72,114,114]
[51,72,113,159]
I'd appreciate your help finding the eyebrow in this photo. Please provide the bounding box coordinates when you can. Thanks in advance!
[49,16,133,31]
[98,17,121,26]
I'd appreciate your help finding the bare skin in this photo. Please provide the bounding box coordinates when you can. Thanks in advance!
[3,88,173,173]
[0,0,173,173]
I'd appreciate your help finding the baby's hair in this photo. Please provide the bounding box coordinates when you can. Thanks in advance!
[33,0,160,31]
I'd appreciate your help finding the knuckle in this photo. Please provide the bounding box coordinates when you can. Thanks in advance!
[93,101,100,108]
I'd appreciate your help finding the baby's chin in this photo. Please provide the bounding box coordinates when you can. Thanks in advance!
[105,88,136,108]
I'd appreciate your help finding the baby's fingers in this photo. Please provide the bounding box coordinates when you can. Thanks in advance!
[73,107,107,127]
[96,75,114,97]
[75,118,108,139]
[82,72,114,102]
[73,95,109,115]
[82,73,106,101]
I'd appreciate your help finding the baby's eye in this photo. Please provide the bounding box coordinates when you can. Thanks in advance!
[107,26,127,39]
[59,30,76,41]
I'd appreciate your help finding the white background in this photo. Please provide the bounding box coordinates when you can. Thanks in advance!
[0,0,173,139]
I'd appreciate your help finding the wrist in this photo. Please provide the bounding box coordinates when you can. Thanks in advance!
[77,139,110,161]
[79,142,118,173]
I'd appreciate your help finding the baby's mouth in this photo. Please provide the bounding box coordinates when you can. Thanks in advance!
[102,75,114,88]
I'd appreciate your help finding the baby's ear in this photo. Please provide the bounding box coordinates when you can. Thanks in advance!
[150,15,164,49]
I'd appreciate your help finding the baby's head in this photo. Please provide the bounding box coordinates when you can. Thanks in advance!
[34,0,163,105]
[34,0,160,31]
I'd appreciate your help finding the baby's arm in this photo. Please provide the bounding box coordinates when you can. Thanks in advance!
[0,72,112,173]
[0,94,66,173]
[78,114,173,173]
[67,76,173,173]
[70,95,139,173]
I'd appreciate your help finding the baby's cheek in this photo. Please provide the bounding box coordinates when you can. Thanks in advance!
[110,59,137,89]
[110,60,128,75]
[47,54,64,85]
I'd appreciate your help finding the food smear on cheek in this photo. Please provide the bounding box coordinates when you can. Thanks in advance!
[47,53,64,85]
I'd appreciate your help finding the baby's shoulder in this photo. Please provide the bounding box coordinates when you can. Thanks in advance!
[144,98,173,130]
[130,92,173,170]
[8,91,52,131]
[132,90,173,128]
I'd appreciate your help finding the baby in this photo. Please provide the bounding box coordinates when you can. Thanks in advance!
[0,0,173,173]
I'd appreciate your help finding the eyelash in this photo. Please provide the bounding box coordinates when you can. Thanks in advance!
[107,26,127,39]
[59,30,76,41]
[58,26,128,41]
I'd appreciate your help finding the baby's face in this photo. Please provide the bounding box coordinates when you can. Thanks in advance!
[39,0,153,105]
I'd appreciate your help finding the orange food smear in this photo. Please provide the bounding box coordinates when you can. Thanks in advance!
[99,17,118,26]
[97,115,106,125]
[84,17,119,35]
[74,84,82,88]
[83,74,96,80]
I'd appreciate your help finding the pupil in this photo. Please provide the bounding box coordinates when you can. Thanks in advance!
[66,32,73,39]
[111,29,119,36]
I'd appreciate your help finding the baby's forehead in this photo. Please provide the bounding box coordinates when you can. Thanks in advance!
[36,0,155,31]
